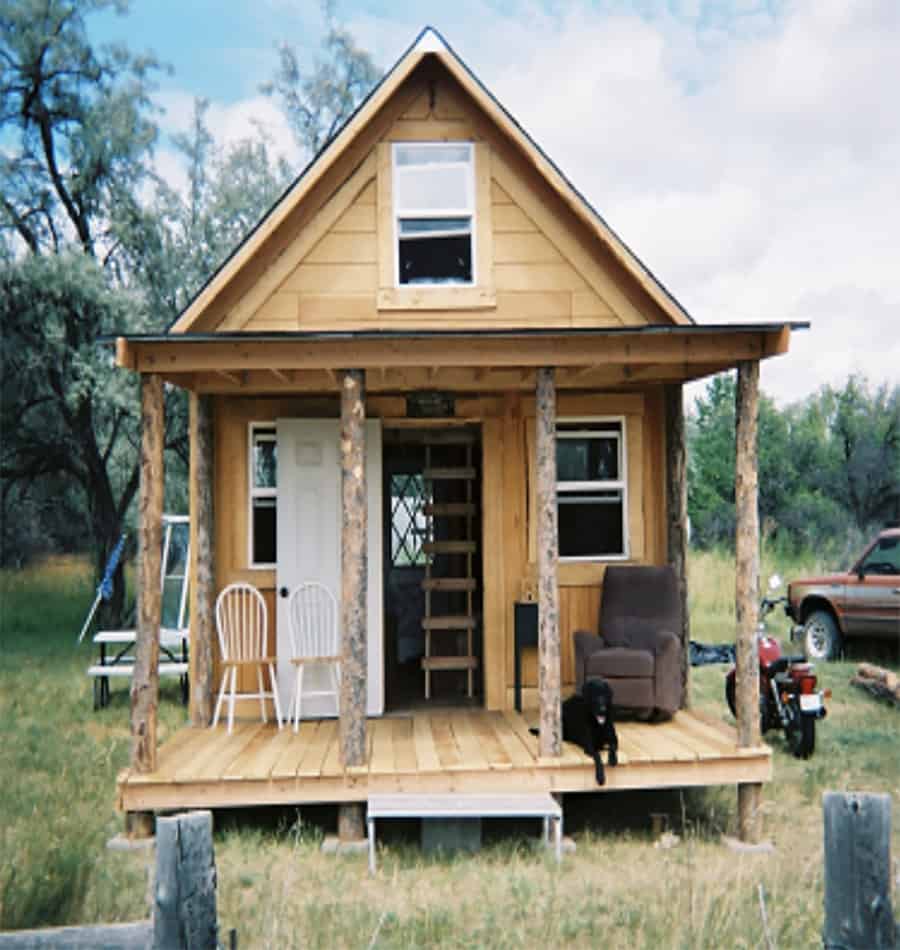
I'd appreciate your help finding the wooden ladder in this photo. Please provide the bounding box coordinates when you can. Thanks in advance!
[421,431,478,699]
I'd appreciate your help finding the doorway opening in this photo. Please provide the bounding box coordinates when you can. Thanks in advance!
[382,425,483,710]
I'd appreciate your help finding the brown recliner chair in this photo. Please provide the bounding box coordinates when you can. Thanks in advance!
[573,565,684,720]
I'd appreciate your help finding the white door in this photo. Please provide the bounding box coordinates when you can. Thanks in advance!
[276,419,383,718]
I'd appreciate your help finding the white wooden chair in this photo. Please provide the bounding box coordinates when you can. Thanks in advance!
[212,582,283,734]
[288,582,341,731]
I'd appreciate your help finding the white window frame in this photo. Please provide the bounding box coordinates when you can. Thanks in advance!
[248,423,277,569]
[392,141,476,288]
[556,416,629,563]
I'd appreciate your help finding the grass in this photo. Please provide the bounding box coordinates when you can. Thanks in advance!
[1,551,897,946]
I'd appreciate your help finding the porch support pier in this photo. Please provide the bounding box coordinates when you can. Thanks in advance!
[339,369,367,840]
[128,373,164,835]
[536,367,562,758]
[189,392,215,726]
[735,359,762,843]
[665,383,691,707]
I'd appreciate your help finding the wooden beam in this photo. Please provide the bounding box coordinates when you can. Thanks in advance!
[340,369,367,768]
[130,330,774,376]
[535,368,561,758]
[189,393,215,726]
[735,359,762,843]
[131,374,164,774]
[665,384,691,709]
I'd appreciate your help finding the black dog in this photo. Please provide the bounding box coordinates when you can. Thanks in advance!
[531,678,618,785]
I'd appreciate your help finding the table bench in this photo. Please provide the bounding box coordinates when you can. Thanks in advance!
[87,629,189,709]
[366,793,563,873]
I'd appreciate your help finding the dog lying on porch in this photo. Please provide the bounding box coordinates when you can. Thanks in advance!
[531,678,619,785]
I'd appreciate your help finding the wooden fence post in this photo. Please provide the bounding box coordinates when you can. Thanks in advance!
[132,373,164,777]
[735,360,762,842]
[823,792,896,949]
[536,367,561,758]
[155,811,218,950]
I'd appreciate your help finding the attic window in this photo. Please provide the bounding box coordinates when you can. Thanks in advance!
[393,143,474,286]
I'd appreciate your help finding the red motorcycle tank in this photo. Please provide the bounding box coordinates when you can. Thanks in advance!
[757,635,782,669]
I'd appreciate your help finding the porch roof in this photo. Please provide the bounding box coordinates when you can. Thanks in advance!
[113,321,806,394]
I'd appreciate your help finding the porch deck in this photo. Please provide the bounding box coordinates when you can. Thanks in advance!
[117,709,771,813]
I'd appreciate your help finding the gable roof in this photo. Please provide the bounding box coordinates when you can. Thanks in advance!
[170,26,693,334]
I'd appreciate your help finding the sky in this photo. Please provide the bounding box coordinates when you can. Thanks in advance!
[89,0,900,408]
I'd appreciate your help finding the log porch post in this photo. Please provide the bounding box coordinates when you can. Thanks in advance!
[339,369,367,769]
[131,373,164,776]
[189,392,215,726]
[735,360,763,842]
[536,367,562,758]
[665,383,691,708]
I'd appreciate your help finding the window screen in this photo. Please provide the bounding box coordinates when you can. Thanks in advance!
[250,426,277,566]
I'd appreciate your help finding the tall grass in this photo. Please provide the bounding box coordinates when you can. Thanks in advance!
[1,552,897,944]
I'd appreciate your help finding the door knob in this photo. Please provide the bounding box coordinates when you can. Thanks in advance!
[279,587,289,598]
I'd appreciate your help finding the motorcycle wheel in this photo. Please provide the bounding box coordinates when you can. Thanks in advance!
[785,700,815,758]
[725,676,768,734]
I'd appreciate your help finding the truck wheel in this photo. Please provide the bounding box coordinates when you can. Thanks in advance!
[804,609,842,661]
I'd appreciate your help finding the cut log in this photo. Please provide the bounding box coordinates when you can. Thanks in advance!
[850,663,900,707]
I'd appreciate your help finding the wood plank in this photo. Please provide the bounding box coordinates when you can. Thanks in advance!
[128,727,209,785]
[494,262,588,294]
[391,717,418,774]
[305,231,377,265]
[667,716,733,761]
[447,711,490,772]
[430,715,465,771]
[298,719,338,778]
[481,416,507,711]
[369,718,395,775]
[423,540,476,555]
[224,723,295,781]
[489,712,535,768]
[420,656,479,671]
[412,713,442,773]
[501,710,540,762]
[468,712,514,770]
[614,725,654,763]
[283,263,378,294]
[496,291,571,321]
[421,578,477,592]
[331,202,376,233]
[422,616,476,630]
[423,467,476,481]
[321,719,344,777]
[174,722,258,783]
[626,722,696,762]
[494,231,564,265]
[270,720,320,779]
[493,203,536,232]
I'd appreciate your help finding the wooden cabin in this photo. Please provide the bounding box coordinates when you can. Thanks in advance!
[116,28,798,840]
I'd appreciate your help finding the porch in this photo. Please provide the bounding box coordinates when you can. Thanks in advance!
[117,708,771,813]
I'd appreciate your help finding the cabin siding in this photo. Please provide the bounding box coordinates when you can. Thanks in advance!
[208,387,666,710]
[232,67,652,335]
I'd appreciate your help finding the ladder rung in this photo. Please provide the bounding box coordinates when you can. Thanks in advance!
[424,503,477,517]
[423,541,477,555]
[423,430,477,445]
[422,615,476,631]
[421,578,477,592]
[423,467,476,480]
[420,656,479,671]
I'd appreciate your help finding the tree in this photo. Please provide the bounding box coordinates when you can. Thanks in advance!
[0,0,163,260]
[262,7,379,155]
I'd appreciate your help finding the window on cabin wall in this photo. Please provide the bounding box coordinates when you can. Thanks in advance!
[249,424,277,567]
[556,419,628,560]
[393,142,474,286]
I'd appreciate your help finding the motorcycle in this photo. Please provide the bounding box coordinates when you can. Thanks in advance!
[725,575,828,759]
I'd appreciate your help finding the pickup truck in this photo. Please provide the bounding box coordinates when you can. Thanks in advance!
[786,525,900,660]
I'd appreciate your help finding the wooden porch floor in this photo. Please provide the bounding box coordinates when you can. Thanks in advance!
[117,709,771,813]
